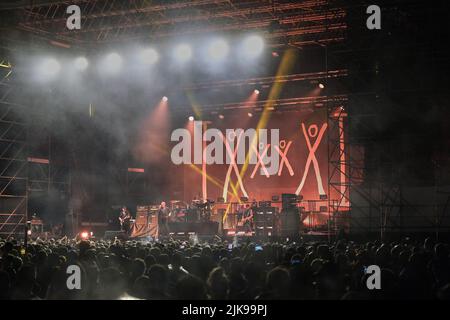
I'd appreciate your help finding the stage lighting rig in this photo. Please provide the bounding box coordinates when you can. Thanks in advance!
[40,58,61,78]
[74,57,88,71]
[207,39,229,61]
[102,52,122,75]
[140,48,159,65]
[174,44,192,63]
[242,35,264,58]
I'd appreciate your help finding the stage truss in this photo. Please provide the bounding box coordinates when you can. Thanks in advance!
[6,1,446,240]
[12,0,346,47]
[0,61,27,239]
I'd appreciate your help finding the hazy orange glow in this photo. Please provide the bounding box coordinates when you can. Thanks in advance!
[184,120,240,201]
[228,49,297,204]
[215,49,298,222]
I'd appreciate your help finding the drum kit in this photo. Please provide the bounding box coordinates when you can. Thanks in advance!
[169,199,215,223]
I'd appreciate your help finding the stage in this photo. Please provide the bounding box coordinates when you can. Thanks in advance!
[130,221,220,240]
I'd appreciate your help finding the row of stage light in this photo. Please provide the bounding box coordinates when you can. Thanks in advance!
[37,35,265,79]
[158,88,261,122]
[153,83,328,122]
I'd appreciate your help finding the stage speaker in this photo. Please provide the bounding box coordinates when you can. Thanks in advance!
[255,226,273,237]
[254,207,276,238]
[64,212,77,238]
[264,209,275,224]
[282,193,298,210]
[280,208,300,238]
[104,230,126,240]
[254,210,265,223]
[258,201,271,207]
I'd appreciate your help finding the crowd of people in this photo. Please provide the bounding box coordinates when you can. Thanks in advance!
[0,235,449,300]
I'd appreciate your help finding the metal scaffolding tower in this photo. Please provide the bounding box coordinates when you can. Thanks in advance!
[0,61,27,239]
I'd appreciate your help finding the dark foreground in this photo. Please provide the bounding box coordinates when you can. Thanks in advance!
[0,236,449,300]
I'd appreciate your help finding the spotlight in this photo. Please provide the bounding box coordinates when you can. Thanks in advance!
[74,57,88,71]
[162,96,168,102]
[254,89,260,95]
[41,58,61,77]
[174,44,192,63]
[219,114,225,119]
[319,83,325,89]
[242,35,264,58]
[207,39,229,61]
[140,48,159,65]
[80,231,89,240]
[248,112,253,117]
[188,116,194,121]
[104,52,122,74]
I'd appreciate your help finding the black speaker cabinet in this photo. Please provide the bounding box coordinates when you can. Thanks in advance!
[255,226,274,237]
[280,208,300,237]
[254,207,276,225]
[282,193,298,210]
[104,230,126,240]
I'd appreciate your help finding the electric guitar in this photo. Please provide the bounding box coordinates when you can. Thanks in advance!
[119,209,131,226]
[237,210,253,226]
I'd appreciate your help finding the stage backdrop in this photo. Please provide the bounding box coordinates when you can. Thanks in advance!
[174,108,341,204]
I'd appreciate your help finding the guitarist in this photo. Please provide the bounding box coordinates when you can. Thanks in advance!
[119,206,131,233]
[240,204,254,233]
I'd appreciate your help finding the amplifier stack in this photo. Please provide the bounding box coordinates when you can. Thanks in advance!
[254,207,277,237]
